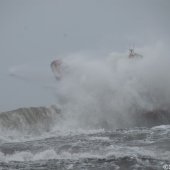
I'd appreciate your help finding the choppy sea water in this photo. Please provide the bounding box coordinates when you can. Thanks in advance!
[0,107,169,170]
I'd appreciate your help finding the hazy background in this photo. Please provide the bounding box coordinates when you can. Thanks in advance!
[0,0,169,111]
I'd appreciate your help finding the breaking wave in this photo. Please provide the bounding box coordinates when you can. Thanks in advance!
[0,106,61,136]
[52,43,170,129]
[1,43,170,169]
[2,43,170,134]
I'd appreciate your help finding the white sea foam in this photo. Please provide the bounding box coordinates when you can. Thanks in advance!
[0,144,164,162]
[88,136,110,141]
[0,150,103,162]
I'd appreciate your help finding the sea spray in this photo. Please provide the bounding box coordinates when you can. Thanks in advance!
[54,43,170,129]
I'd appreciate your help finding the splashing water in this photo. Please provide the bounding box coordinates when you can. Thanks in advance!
[2,44,170,169]
[52,43,170,129]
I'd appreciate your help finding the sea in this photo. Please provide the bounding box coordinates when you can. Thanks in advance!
[1,47,170,170]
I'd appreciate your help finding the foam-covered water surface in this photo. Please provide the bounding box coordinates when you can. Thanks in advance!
[0,125,169,169]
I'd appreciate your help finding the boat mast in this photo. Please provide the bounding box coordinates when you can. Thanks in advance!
[128,48,135,58]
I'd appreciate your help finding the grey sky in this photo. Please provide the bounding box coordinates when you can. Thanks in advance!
[0,0,170,111]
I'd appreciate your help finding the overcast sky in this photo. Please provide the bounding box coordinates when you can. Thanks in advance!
[0,0,170,111]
